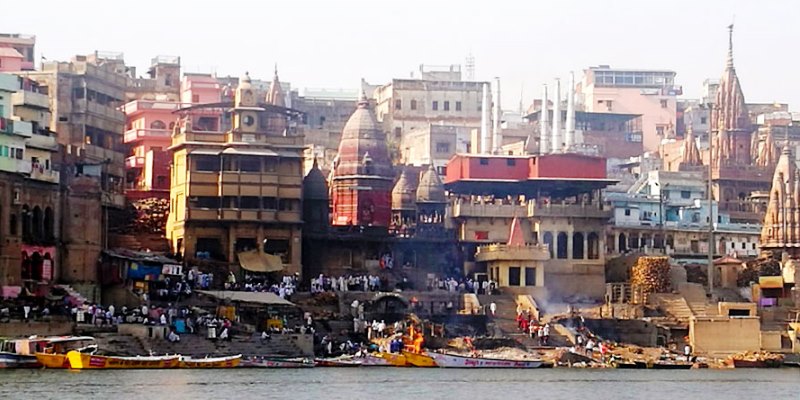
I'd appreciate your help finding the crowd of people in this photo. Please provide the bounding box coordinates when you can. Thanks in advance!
[309,274,384,294]
[428,276,497,295]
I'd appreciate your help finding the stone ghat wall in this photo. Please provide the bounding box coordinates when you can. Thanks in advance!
[0,321,74,337]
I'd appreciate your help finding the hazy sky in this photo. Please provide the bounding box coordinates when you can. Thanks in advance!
[2,0,798,110]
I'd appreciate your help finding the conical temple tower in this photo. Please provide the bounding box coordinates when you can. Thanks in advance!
[760,145,800,256]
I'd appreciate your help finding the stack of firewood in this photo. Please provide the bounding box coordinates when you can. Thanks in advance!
[631,256,671,294]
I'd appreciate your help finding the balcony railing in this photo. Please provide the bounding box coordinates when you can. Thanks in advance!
[29,167,59,183]
[0,158,32,174]
[126,155,145,168]
[124,128,171,143]
[452,202,527,218]
[528,202,612,219]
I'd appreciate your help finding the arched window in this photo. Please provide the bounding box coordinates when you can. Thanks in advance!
[588,232,600,259]
[556,232,568,259]
[572,232,584,259]
[44,207,55,242]
[542,232,554,259]
[169,121,176,131]
[21,205,32,241]
[9,213,17,235]
[618,233,627,252]
[150,120,167,129]
[32,206,43,241]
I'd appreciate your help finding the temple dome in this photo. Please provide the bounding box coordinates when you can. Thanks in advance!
[416,165,446,203]
[333,91,393,178]
[392,170,416,210]
[303,160,328,201]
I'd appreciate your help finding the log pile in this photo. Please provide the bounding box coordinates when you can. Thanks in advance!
[630,256,671,294]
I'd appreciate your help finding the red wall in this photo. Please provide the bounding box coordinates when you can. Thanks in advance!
[530,154,606,179]
[445,154,607,183]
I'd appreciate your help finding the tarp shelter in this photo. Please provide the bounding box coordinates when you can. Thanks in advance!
[237,249,283,273]
[196,290,295,306]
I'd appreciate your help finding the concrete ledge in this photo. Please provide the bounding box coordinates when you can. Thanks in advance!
[0,321,74,337]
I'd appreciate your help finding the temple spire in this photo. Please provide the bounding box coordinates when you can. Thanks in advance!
[726,24,734,69]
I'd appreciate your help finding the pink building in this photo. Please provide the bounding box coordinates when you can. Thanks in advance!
[0,48,23,72]
[0,33,35,71]
[122,74,222,201]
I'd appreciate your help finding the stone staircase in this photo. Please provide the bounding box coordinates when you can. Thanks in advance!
[54,284,91,306]
[650,293,694,321]
[139,334,310,357]
[478,294,569,349]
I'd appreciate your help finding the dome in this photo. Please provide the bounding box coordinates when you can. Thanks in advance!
[239,72,252,89]
[416,165,446,203]
[303,159,328,201]
[333,91,393,178]
[392,170,417,210]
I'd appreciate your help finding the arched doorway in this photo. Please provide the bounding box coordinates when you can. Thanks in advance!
[556,232,568,259]
[542,232,554,258]
[618,233,627,253]
[588,232,600,259]
[44,207,55,242]
[32,206,43,241]
[572,232,584,259]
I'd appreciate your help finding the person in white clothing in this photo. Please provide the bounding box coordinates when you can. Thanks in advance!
[489,302,497,316]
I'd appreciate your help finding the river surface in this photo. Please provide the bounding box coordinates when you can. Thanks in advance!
[1,368,798,400]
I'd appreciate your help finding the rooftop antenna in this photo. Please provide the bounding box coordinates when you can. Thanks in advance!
[465,52,475,81]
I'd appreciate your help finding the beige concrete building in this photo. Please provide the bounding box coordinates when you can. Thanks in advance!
[166,73,304,275]
[400,124,470,174]
[373,65,488,148]
[577,66,679,152]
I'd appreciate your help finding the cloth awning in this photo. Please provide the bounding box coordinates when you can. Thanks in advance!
[759,276,784,289]
[237,249,283,273]
[196,290,295,306]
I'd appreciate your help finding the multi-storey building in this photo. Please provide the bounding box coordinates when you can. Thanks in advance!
[166,73,304,275]
[577,65,679,152]
[445,153,614,300]
[0,33,35,71]
[400,124,470,174]
[17,52,129,284]
[373,65,488,147]
[0,73,60,290]
[125,56,181,102]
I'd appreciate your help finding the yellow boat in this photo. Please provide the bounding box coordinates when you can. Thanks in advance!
[179,354,242,368]
[34,336,97,369]
[35,352,70,369]
[401,351,437,367]
[66,350,180,369]
[373,352,409,367]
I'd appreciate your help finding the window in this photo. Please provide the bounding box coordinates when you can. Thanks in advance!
[239,157,261,172]
[262,197,277,210]
[223,196,239,208]
[192,197,219,208]
[455,101,462,111]
[240,196,260,209]
[432,101,439,111]
[479,158,489,165]
[660,99,668,108]
[662,189,670,199]
[556,232,568,259]
[192,94,200,103]
[474,231,489,240]
[508,267,521,286]
[264,158,278,172]
[700,116,707,124]
[194,156,219,172]
[435,142,450,153]
[150,120,166,129]
[681,190,691,199]
[624,209,631,216]
[524,267,536,286]
[443,101,450,111]
[506,159,516,166]
[605,100,613,111]
[656,125,666,136]
[279,199,296,211]
[410,100,417,110]
[395,99,402,110]
[436,166,447,175]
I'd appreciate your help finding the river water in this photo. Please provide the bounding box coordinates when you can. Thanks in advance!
[1,368,798,400]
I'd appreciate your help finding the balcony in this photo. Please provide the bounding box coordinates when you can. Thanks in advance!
[527,202,612,219]
[126,155,145,168]
[29,166,59,184]
[475,244,550,262]
[124,128,171,143]
[12,91,49,109]
[452,202,527,218]
[0,158,32,174]
[27,133,57,151]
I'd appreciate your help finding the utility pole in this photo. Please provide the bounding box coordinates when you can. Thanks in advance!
[707,104,715,294]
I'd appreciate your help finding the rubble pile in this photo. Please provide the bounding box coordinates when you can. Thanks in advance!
[630,256,671,294]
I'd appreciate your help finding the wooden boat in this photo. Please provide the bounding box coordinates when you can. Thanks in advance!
[66,350,180,369]
[402,351,437,367]
[180,354,241,368]
[649,361,693,370]
[31,336,97,369]
[731,358,783,368]
[615,360,692,370]
[0,352,40,369]
[360,353,396,367]
[427,352,546,368]
[314,357,362,367]
[240,357,314,368]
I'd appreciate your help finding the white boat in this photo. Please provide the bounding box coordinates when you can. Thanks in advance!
[428,352,548,368]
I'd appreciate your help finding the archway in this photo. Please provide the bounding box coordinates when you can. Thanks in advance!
[572,232,584,259]
[44,207,55,242]
[618,233,627,253]
[556,232,568,259]
[21,206,31,241]
[542,232,554,258]
[588,232,600,259]
[32,206,43,241]
[150,120,167,129]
